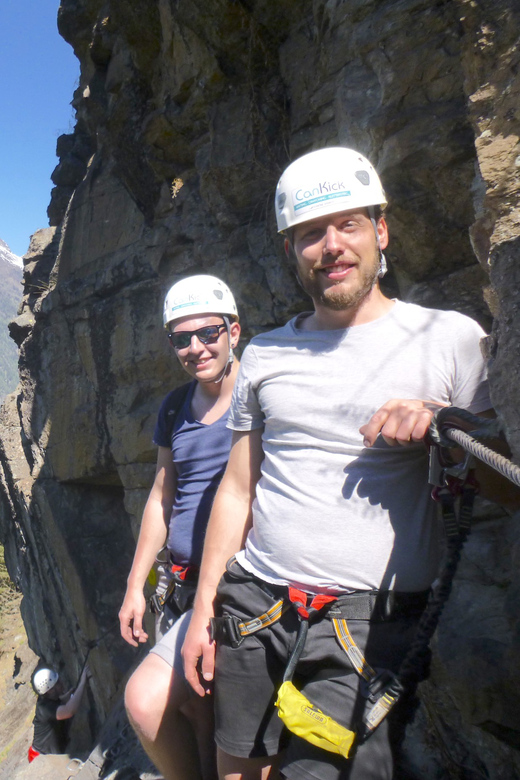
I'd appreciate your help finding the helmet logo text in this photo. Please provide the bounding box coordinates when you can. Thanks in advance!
[292,182,351,214]
[295,181,346,201]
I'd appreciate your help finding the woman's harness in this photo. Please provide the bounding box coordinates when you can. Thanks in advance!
[211,408,519,759]
[150,562,199,616]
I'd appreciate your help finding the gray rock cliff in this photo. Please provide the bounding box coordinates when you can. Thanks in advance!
[1,0,519,775]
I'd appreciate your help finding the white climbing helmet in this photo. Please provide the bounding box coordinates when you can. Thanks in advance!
[163,275,238,328]
[32,668,59,695]
[274,147,387,233]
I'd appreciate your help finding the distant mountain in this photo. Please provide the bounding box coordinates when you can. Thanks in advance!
[0,239,23,270]
[0,240,23,400]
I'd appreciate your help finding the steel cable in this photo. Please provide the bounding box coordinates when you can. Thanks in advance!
[443,427,520,487]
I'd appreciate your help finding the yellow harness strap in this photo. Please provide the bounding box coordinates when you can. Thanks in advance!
[332,618,376,682]
[237,599,288,636]
[275,681,356,760]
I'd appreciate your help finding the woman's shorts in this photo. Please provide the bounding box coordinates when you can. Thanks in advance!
[150,608,192,676]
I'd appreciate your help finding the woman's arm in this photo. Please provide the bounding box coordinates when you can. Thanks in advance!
[119,447,177,645]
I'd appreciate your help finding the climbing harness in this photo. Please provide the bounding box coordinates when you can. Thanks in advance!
[211,584,357,758]
[276,589,429,751]
[275,589,355,759]
[211,574,428,757]
[213,408,520,757]
[150,563,199,616]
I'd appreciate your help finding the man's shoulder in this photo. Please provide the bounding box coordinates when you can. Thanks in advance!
[247,317,300,348]
[236,318,301,380]
[394,301,485,333]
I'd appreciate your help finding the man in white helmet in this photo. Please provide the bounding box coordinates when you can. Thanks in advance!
[29,665,90,762]
[120,275,240,780]
[182,149,495,779]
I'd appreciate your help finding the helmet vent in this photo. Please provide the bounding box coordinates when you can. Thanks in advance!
[355,170,370,186]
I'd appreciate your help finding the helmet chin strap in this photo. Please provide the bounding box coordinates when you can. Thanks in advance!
[368,206,387,279]
[213,315,234,384]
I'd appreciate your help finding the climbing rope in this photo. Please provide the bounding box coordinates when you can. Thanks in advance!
[74,619,120,686]
[84,619,120,651]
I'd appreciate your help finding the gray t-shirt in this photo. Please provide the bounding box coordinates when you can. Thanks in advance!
[228,301,490,595]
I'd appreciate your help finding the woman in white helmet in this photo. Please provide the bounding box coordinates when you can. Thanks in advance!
[120,275,241,780]
[29,664,90,763]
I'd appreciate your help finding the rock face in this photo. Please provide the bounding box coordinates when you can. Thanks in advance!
[0,0,519,774]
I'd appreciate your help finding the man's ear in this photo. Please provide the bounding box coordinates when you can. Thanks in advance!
[230,321,241,346]
[377,218,389,251]
[285,238,299,268]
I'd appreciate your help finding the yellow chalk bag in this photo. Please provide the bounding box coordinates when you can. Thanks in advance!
[275,680,356,759]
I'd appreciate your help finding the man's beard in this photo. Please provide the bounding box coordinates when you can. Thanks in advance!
[296,249,381,311]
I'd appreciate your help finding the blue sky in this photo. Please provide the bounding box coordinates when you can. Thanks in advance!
[0,1,79,257]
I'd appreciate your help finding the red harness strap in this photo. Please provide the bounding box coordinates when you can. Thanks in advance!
[288,587,337,619]
[170,563,198,581]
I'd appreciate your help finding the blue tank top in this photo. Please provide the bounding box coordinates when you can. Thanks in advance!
[153,382,232,566]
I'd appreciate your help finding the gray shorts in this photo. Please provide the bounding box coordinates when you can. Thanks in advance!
[214,562,423,780]
[150,608,192,676]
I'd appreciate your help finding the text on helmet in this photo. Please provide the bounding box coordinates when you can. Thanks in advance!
[293,183,352,213]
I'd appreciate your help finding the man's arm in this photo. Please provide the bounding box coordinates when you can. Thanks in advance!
[182,427,264,696]
[56,665,90,720]
[119,447,176,646]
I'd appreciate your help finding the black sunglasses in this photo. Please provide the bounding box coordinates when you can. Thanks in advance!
[168,323,227,350]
